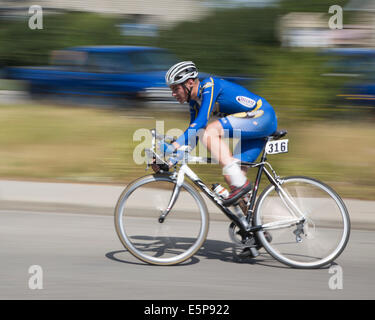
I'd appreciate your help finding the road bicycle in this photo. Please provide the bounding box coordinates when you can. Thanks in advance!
[114,129,350,268]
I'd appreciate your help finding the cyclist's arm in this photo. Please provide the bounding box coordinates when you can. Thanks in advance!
[174,77,219,148]
[171,101,198,150]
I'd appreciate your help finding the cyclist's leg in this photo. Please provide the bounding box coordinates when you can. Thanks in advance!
[220,106,277,206]
[200,103,277,205]
[199,120,234,167]
[222,104,278,162]
[221,104,277,141]
[233,139,267,163]
[199,121,247,190]
[221,105,278,256]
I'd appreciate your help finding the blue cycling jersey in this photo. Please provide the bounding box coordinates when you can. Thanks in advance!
[175,76,275,148]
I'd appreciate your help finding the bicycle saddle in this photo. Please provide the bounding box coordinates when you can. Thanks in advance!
[270,129,288,140]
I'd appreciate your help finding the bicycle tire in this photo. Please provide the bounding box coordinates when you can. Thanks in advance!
[254,176,350,269]
[114,174,209,265]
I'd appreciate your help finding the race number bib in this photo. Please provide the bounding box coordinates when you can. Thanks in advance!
[265,139,289,155]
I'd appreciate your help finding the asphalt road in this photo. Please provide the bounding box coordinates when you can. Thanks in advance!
[0,209,374,300]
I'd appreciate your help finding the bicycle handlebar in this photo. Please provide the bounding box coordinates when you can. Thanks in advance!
[148,129,215,167]
[151,129,175,143]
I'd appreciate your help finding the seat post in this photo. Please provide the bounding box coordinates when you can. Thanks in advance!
[260,137,270,163]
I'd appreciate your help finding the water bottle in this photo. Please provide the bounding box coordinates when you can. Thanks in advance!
[212,183,229,199]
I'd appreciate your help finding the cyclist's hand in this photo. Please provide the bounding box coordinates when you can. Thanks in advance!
[159,141,175,156]
[168,148,186,166]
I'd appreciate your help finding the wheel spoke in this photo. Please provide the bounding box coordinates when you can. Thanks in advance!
[255,177,350,268]
[114,176,209,265]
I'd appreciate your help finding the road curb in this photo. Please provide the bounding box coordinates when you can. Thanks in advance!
[0,199,374,230]
[0,180,373,230]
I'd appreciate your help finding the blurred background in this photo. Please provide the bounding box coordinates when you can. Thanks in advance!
[0,0,374,200]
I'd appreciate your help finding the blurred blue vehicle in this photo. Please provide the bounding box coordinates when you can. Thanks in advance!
[6,46,179,103]
[5,45,252,105]
[321,48,375,106]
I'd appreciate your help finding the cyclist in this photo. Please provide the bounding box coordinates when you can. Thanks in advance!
[153,61,277,207]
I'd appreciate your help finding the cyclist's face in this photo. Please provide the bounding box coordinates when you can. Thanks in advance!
[170,84,187,104]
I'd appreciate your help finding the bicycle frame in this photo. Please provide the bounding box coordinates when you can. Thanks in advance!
[167,164,254,233]
[149,130,306,236]
[243,144,306,232]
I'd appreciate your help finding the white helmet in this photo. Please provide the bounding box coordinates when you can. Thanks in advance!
[165,61,198,86]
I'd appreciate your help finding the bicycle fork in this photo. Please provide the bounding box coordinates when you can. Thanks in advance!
[158,182,181,223]
[158,167,186,223]
[158,164,197,223]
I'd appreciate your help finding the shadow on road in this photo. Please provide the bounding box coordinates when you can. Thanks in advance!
[105,237,330,269]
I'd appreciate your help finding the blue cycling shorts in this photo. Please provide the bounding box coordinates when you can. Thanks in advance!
[218,101,277,162]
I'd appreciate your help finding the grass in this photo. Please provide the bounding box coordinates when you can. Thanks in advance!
[0,79,27,91]
[0,103,374,200]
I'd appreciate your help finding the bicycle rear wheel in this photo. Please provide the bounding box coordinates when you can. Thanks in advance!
[114,174,209,265]
[254,176,350,268]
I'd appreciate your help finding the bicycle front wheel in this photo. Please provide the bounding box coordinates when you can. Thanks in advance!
[114,174,209,265]
[254,176,350,269]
